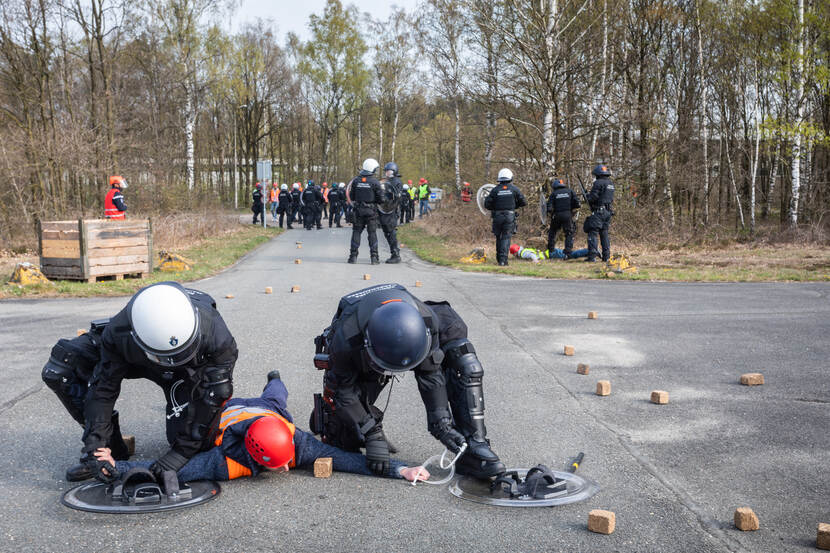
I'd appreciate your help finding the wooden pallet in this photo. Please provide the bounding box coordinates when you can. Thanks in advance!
[83,272,150,283]
[39,219,153,281]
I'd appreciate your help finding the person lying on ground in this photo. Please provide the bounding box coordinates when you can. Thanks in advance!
[93,374,428,483]
[509,244,590,263]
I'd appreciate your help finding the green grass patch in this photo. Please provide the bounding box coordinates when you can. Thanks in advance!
[1,225,281,299]
[398,225,830,282]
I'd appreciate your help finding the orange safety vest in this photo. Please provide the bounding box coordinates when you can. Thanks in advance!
[104,187,125,219]
[214,405,297,479]
[269,188,278,202]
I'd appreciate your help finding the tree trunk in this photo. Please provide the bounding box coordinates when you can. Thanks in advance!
[185,87,195,190]
[788,0,805,227]
[454,97,461,190]
[695,0,710,225]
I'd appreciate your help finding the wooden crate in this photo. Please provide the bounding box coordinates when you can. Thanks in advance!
[39,219,153,282]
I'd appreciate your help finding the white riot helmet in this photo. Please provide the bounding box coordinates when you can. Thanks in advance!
[497,168,513,183]
[402,184,409,190]
[339,182,346,188]
[128,282,200,367]
[292,183,299,190]
[362,158,380,174]
[280,183,288,191]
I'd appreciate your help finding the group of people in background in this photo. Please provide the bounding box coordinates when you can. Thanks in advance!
[483,164,616,265]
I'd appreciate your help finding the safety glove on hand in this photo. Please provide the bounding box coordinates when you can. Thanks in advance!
[363,425,390,475]
[430,420,466,453]
[81,452,120,484]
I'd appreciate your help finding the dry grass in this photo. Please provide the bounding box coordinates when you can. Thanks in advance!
[400,201,830,282]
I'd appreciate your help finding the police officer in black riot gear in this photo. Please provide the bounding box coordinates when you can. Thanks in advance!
[346,158,383,264]
[379,162,402,264]
[251,183,264,224]
[42,282,237,483]
[276,184,293,229]
[311,283,506,480]
[583,164,615,262]
[290,183,303,226]
[302,180,324,230]
[546,178,581,258]
[328,182,345,227]
[484,168,527,266]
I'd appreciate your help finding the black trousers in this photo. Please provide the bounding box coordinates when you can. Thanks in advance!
[252,204,263,224]
[329,203,343,227]
[379,211,399,256]
[278,208,290,228]
[350,205,379,257]
[584,210,612,261]
[547,212,575,254]
[491,210,516,264]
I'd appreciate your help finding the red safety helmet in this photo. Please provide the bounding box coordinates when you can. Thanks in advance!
[419,178,427,184]
[509,244,520,255]
[245,417,294,468]
[255,182,262,189]
[408,180,412,185]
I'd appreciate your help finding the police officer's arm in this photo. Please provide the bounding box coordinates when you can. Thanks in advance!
[587,181,601,206]
[82,347,129,454]
[413,365,456,443]
[483,187,496,210]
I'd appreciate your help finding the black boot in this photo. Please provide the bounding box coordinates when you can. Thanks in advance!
[455,439,506,479]
[370,254,380,265]
[347,252,357,264]
[385,251,401,264]
[267,370,281,382]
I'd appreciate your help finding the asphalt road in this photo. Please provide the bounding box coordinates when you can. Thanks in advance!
[1,224,828,553]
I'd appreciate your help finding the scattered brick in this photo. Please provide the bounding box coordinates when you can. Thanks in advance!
[225,294,234,299]
[294,259,302,264]
[314,457,333,478]
[577,363,590,375]
[650,390,669,404]
[596,380,611,396]
[297,244,302,249]
[415,280,423,287]
[264,287,273,294]
[606,271,616,278]
[564,345,575,356]
[290,286,300,293]
[588,311,598,319]
[588,510,615,534]
[363,274,371,280]
[740,373,764,386]
[734,507,760,531]
[123,435,135,456]
[818,523,830,550]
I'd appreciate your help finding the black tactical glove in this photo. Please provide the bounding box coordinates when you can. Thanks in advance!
[149,450,189,481]
[363,426,390,475]
[430,420,467,453]
[81,453,120,484]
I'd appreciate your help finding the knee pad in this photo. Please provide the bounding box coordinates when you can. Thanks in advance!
[442,339,484,383]
[203,368,233,407]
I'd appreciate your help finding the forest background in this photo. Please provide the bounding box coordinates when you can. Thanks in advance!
[1,0,829,253]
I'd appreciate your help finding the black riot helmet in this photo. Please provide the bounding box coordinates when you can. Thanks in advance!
[384,162,399,177]
[592,164,612,178]
[362,300,432,374]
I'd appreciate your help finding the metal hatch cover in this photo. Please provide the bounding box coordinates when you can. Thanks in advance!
[62,468,221,514]
[449,468,600,508]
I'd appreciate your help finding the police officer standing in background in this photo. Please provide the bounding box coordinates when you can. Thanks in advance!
[546,178,580,259]
[400,183,412,224]
[379,162,402,264]
[328,182,344,228]
[276,183,293,229]
[583,164,615,262]
[290,183,302,226]
[484,168,527,266]
[346,158,383,264]
[251,182,264,225]
[302,180,323,230]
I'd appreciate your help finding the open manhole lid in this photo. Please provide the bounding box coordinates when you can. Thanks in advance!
[62,477,221,514]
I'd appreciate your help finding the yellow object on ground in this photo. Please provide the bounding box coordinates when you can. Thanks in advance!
[605,254,637,274]
[156,251,193,272]
[8,262,51,285]
[460,248,487,264]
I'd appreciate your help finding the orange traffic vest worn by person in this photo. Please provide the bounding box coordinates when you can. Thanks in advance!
[104,176,128,219]
[461,182,472,203]
[269,184,279,203]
